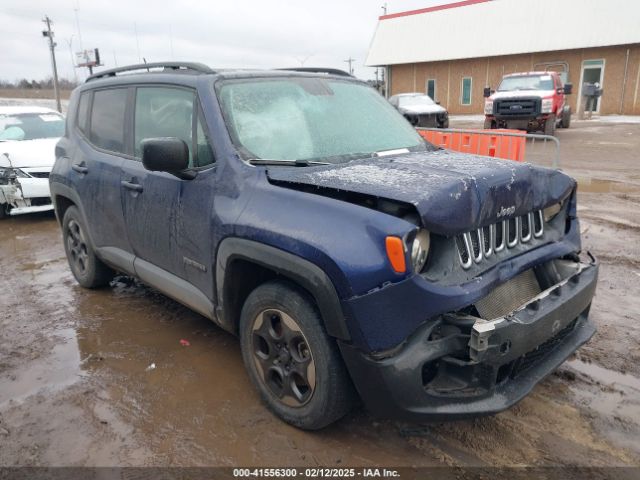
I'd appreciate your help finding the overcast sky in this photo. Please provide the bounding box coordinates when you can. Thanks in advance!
[1,0,457,82]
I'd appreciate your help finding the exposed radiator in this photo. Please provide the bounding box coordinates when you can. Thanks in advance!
[475,269,541,320]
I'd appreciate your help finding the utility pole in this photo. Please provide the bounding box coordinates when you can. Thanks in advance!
[42,15,62,113]
[344,57,355,76]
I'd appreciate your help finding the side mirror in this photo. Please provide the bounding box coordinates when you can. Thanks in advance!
[141,138,195,179]
[563,83,573,95]
[435,101,441,105]
[483,87,492,98]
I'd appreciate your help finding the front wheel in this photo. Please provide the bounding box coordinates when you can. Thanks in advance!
[483,118,495,129]
[62,206,113,288]
[239,280,355,430]
[0,204,9,219]
[544,113,556,136]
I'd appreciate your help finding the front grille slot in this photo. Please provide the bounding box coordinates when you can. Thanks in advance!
[456,235,472,269]
[507,217,519,247]
[533,210,544,237]
[521,213,532,242]
[455,210,544,270]
[28,171,50,179]
[469,230,482,263]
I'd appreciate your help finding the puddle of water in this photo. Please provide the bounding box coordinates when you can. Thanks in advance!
[0,328,83,408]
[575,177,639,194]
[564,359,640,449]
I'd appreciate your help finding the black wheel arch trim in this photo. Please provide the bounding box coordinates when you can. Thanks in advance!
[215,237,351,341]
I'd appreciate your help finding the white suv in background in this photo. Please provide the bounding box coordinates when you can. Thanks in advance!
[0,106,65,218]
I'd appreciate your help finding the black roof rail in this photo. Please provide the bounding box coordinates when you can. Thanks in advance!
[276,67,352,77]
[86,62,215,83]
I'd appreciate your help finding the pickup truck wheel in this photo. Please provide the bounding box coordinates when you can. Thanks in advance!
[561,107,571,128]
[62,206,113,288]
[544,113,556,136]
[0,204,9,219]
[240,280,354,429]
[483,118,495,129]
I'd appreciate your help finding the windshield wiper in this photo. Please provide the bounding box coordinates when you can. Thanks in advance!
[248,158,330,167]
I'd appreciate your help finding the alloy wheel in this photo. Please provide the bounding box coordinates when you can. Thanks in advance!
[251,308,316,407]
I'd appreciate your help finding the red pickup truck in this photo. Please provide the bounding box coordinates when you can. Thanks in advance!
[483,71,572,136]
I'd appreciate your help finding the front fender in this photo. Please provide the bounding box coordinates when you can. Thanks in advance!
[215,237,350,340]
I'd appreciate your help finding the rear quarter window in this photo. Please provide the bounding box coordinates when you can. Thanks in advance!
[89,88,128,153]
[76,91,91,135]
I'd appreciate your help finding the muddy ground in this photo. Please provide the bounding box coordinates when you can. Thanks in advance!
[0,116,639,470]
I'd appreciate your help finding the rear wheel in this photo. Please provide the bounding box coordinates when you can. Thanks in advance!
[544,113,556,136]
[62,206,113,288]
[239,280,355,430]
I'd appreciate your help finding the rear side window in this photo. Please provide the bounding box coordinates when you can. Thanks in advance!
[90,88,128,153]
[76,91,90,135]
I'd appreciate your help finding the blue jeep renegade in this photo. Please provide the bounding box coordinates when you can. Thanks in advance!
[50,62,598,429]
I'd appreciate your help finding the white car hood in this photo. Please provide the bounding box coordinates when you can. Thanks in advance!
[0,137,59,169]
[400,104,447,115]
[490,89,554,101]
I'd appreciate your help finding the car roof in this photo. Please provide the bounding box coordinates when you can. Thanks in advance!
[0,106,61,115]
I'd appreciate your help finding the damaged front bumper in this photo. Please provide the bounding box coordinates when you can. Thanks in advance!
[339,255,598,421]
[0,174,53,215]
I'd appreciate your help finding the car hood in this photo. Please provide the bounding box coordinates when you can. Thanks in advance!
[267,150,574,236]
[0,137,59,169]
[400,104,447,115]
[490,89,555,100]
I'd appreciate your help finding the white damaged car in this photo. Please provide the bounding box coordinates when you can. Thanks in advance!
[0,106,64,218]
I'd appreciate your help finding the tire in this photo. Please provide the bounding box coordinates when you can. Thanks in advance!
[0,204,9,219]
[62,206,113,288]
[239,280,355,430]
[561,107,571,128]
[544,113,556,136]
[483,118,495,129]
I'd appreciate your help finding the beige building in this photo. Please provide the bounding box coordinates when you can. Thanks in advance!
[366,0,640,115]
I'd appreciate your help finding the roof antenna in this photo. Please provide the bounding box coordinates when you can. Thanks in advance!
[143,57,149,72]
[382,3,387,15]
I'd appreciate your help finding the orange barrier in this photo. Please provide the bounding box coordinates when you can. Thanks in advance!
[417,128,526,162]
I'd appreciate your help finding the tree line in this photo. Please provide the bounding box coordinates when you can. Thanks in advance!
[0,77,79,90]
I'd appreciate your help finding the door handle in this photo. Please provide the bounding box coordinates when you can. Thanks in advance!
[121,180,143,193]
[72,163,88,174]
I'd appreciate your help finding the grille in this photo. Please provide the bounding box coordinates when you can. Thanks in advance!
[29,197,52,207]
[495,97,541,116]
[475,269,541,320]
[456,211,544,270]
[511,318,578,378]
[28,171,50,179]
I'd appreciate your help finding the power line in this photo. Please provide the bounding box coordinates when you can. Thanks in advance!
[42,15,62,113]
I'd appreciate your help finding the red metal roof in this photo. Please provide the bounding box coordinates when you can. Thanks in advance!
[379,0,491,20]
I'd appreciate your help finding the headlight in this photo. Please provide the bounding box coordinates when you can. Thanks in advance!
[410,229,430,273]
[484,100,494,115]
[543,202,562,222]
[541,98,553,114]
[0,167,23,185]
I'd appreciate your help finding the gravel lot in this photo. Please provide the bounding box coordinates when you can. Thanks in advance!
[1,105,639,470]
